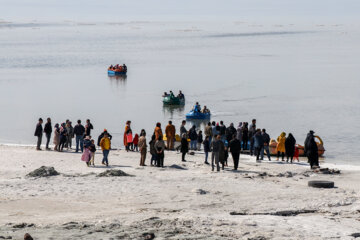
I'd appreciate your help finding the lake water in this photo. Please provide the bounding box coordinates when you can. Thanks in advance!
[0,20,359,165]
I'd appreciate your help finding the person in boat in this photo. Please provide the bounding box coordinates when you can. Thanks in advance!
[201,106,210,114]
[115,64,119,69]
[169,91,175,98]
[109,65,113,70]
[177,90,185,99]
[193,102,201,112]
[123,64,127,72]
[162,92,169,97]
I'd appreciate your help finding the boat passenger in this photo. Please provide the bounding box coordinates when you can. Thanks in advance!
[177,91,184,99]
[123,64,127,72]
[162,92,169,97]
[202,106,210,114]
[193,102,201,112]
[170,91,175,98]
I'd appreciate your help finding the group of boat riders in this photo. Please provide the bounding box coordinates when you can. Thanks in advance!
[162,90,185,99]
[192,102,210,114]
[108,64,127,72]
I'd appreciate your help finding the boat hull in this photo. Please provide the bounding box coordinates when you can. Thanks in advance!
[108,70,127,75]
[185,111,211,120]
[163,96,185,105]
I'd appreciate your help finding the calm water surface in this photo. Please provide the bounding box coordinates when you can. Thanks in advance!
[0,21,359,165]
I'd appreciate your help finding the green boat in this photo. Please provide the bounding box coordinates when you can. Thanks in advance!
[163,95,185,105]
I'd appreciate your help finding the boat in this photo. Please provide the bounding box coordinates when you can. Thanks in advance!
[108,69,127,75]
[185,110,211,120]
[163,95,185,105]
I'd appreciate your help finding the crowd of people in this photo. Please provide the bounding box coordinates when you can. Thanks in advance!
[34,117,320,170]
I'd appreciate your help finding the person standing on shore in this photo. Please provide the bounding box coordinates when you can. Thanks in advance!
[34,118,43,150]
[165,121,176,150]
[197,130,203,151]
[305,130,319,169]
[248,119,256,156]
[85,119,93,137]
[155,135,165,167]
[225,123,236,143]
[74,120,85,153]
[180,133,189,162]
[285,133,296,163]
[276,132,286,161]
[154,122,163,140]
[204,122,213,145]
[261,129,271,161]
[180,120,187,137]
[43,118,52,150]
[89,139,96,166]
[211,135,221,172]
[229,134,241,170]
[242,123,249,150]
[254,129,264,161]
[59,123,68,152]
[138,130,147,166]
[219,121,226,142]
[124,121,131,151]
[100,132,111,166]
[149,134,157,166]
[203,136,210,164]
[53,123,60,151]
[188,125,198,150]
[97,129,112,146]
[236,122,242,148]
[66,121,74,150]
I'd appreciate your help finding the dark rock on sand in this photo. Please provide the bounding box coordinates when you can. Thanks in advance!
[168,164,187,170]
[12,223,35,228]
[142,232,155,240]
[97,170,131,177]
[24,233,33,240]
[0,236,12,239]
[350,233,360,238]
[26,166,59,178]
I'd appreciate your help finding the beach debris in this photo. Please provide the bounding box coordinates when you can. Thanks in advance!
[12,223,35,229]
[142,232,155,240]
[168,164,187,170]
[230,209,317,216]
[24,233,33,240]
[192,188,208,195]
[0,236,12,239]
[189,152,195,155]
[26,166,59,178]
[97,169,130,177]
[308,180,335,188]
[248,237,267,240]
[319,168,341,174]
[350,233,360,238]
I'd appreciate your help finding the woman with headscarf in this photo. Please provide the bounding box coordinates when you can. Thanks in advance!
[123,121,131,152]
[276,132,286,161]
[53,123,60,151]
[236,122,242,144]
[59,123,68,152]
[180,133,189,162]
[285,133,296,163]
[155,135,165,167]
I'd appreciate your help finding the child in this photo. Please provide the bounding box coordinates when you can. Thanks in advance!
[127,130,133,151]
[294,144,300,162]
[203,136,210,164]
[89,139,96,166]
[133,134,139,152]
[197,130,203,151]
[100,133,111,166]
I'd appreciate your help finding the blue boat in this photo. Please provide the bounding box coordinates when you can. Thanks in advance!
[186,110,211,120]
[108,70,127,75]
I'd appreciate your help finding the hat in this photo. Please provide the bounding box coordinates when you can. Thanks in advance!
[309,130,315,134]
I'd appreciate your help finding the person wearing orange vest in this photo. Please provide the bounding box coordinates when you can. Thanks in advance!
[154,122,163,140]
[165,120,176,150]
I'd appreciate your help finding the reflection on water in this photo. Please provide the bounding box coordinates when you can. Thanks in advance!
[108,74,127,88]
[162,105,185,119]
[186,119,209,130]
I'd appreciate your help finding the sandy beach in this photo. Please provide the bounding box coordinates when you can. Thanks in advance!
[1,145,360,239]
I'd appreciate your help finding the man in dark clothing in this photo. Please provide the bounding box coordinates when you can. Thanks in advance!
[97,129,113,146]
[225,123,237,142]
[211,135,221,171]
[34,118,43,150]
[73,120,85,152]
[261,129,271,161]
[304,130,319,169]
[229,135,241,170]
[253,129,264,160]
[85,119,93,137]
[43,117,52,150]
[180,120,187,137]
[219,121,226,142]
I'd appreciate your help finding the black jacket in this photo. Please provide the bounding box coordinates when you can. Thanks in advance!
[97,132,113,146]
[285,134,296,156]
[305,134,318,156]
[226,126,237,142]
[229,138,241,153]
[34,123,43,137]
[85,123,93,136]
[181,138,189,153]
[262,133,270,145]
[220,125,226,136]
[44,122,52,134]
[189,128,198,141]
[203,139,210,152]
[197,134,203,143]
[73,124,85,136]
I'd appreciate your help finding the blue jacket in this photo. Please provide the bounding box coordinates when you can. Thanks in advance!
[254,132,264,148]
